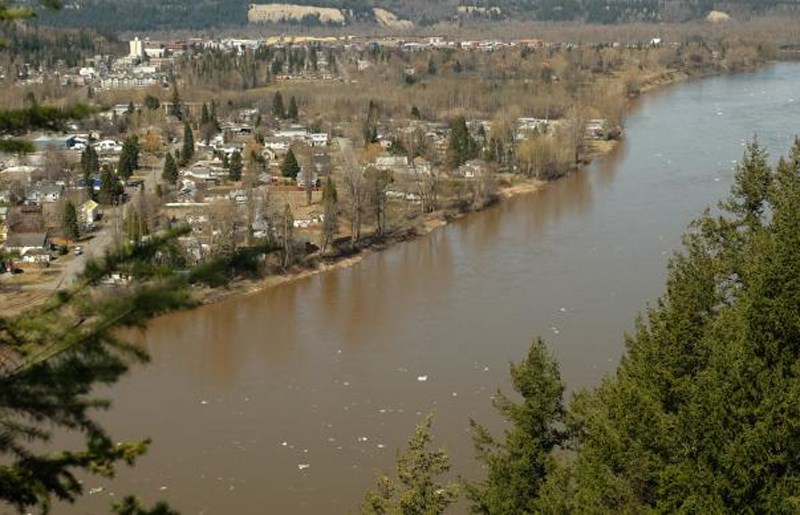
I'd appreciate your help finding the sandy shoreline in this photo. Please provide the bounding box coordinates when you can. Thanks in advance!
[194,175,549,308]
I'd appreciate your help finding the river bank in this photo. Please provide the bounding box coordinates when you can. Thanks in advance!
[190,63,766,309]
[58,60,800,515]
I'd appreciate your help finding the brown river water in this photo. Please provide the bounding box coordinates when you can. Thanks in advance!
[60,63,800,513]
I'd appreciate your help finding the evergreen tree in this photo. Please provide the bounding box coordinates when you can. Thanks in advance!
[143,94,160,110]
[180,122,194,166]
[535,140,800,513]
[281,149,300,179]
[362,100,380,144]
[98,164,122,205]
[410,106,421,120]
[466,338,565,514]
[427,57,437,75]
[117,135,140,179]
[287,95,299,121]
[162,152,178,185]
[168,83,182,120]
[272,91,286,119]
[200,102,210,125]
[112,496,178,515]
[210,100,219,129]
[80,145,99,176]
[721,139,772,231]
[362,415,459,514]
[228,151,243,181]
[62,200,80,240]
[446,117,477,169]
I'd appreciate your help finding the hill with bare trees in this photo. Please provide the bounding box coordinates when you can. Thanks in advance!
[37,0,799,31]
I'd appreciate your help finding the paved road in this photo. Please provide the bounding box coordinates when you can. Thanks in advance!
[39,207,119,291]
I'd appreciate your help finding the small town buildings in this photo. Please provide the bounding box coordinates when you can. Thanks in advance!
[5,231,49,258]
[274,127,309,141]
[264,138,291,154]
[309,133,329,147]
[26,184,63,205]
[95,139,123,153]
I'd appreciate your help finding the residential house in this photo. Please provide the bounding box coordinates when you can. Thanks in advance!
[454,159,487,179]
[309,133,329,147]
[80,199,99,226]
[26,184,63,205]
[374,155,411,176]
[274,127,308,141]
[5,232,49,259]
[95,139,123,153]
[264,138,290,156]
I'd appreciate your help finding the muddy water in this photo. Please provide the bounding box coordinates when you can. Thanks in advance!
[64,63,800,513]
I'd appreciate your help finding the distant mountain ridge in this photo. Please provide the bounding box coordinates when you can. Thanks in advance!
[37,0,798,31]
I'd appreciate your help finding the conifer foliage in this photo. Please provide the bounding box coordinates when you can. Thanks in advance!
[0,230,195,513]
[363,415,459,514]
[162,151,178,185]
[372,140,800,513]
[117,135,140,179]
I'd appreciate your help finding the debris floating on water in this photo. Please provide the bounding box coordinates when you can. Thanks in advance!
[298,464,310,471]
[358,436,369,443]
[159,486,168,492]
[417,375,428,382]
[200,400,208,405]
[88,487,104,495]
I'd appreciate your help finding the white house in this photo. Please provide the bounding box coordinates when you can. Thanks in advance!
[309,133,329,147]
[95,139,123,153]
[26,184,63,204]
[274,127,308,141]
[264,138,290,152]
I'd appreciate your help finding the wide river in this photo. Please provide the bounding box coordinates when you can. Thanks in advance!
[64,63,800,513]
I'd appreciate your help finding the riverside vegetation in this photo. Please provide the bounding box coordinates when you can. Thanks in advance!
[3,0,800,512]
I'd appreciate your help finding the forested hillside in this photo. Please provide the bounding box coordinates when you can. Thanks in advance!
[34,0,799,31]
